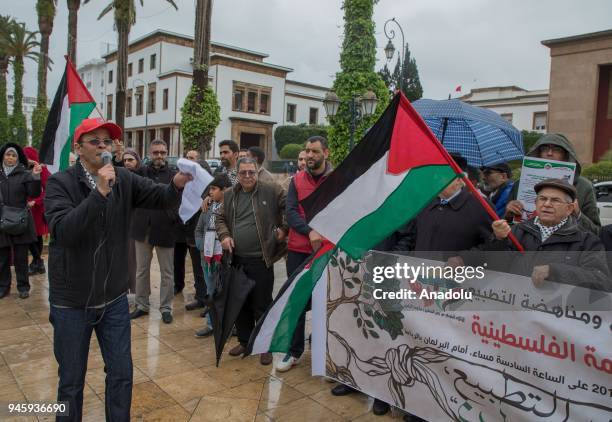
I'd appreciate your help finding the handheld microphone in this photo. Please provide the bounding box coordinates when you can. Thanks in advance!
[101,151,114,188]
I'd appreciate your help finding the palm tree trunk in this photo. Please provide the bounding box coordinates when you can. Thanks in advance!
[0,57,9,140]
[193,0,210,90]
[67,0,80,64]
[114,19,128,134]
[11,57,27,145]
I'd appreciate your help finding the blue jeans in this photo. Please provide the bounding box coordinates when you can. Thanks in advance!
[50,295,133,422]
[202,259,215,327]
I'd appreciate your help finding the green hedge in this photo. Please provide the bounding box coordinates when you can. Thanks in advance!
[274,124,327,155]
[279,143,303,159]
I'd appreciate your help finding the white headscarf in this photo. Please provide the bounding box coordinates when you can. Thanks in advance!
[3,147,19,176]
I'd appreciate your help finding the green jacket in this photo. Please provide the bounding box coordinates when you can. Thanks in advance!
[509,133,601,234]
[216,181,287,268]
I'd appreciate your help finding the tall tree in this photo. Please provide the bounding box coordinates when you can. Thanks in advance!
[0,16,15,141]
[87,0,178,135]
[66,0,81,64]
[327,0,389,164]
[4,22,40,145]
[181,0,220,154]
[32,0,56,148]
[394,44,422,102]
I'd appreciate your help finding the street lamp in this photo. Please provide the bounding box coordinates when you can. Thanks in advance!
[133,78,148,156]
[383,17,405,92]
[323,89,378,151]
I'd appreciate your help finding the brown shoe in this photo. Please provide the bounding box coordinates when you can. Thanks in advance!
[228,344,246,356]
[260,352,273,365]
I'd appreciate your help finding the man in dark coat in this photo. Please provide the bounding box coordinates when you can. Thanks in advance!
[488,178,609,291]
[391,155,493,257]
[0,143,42,298]
[505,133,600,234]
[130,139,179,324]
[44,118,191,421]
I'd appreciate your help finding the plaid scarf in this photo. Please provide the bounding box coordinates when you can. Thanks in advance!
[534,216,568,242]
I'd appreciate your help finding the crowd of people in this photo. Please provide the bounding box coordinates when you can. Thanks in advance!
[0,117,610,421]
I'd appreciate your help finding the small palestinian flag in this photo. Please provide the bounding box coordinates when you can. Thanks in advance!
[40,57,96,173]
[302,92,463,259]
[248,242,335,355]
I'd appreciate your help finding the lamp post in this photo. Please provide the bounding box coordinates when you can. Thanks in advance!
[133,78,148,156]
[383,17,405,92]
[323,90,378,151]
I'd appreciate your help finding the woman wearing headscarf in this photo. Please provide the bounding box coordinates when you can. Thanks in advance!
[23,146,51,275]
[122,149,141,292]
[0,143,42,299]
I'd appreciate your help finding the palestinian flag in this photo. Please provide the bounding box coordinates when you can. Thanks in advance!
[246,93,464,357]
[248,242,335,355]
[40,57,96,173]
[302,93,463,258]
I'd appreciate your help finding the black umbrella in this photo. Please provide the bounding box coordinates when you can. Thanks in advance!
[210,255,255,367]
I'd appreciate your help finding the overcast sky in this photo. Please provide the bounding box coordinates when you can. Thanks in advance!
[5,0,612,101]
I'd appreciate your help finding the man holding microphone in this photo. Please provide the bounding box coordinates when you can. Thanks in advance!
[44,118,192,421]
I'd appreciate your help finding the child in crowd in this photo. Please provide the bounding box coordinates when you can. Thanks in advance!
[194,174,231,337]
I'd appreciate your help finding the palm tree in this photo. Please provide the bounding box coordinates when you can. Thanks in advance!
[3,22,40,145]
[193,0,212,89]
[86,0,178,134]
[32,0,57,147]
[66,0,81,64]
[0,15,15,141]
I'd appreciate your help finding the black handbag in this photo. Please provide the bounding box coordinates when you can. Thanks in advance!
[0,187,29,236]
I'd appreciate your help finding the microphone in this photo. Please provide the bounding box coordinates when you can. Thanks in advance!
[101,151,114,189]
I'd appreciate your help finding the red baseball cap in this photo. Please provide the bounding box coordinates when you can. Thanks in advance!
[73,118,122,145]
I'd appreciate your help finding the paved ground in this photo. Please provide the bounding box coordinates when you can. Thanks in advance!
[0,254,399,421]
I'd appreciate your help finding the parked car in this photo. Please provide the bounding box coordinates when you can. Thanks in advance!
[206,159,221,172]
[594,181,612,226]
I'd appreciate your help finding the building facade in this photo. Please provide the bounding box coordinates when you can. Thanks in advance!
[459,86,549,133]
[80,30,328,159]
[542,29,612,163]
[7,95,51,143]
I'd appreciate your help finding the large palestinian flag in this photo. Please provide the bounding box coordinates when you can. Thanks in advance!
[247,93,464,356]
[302,93,463,258]
[40,57,96,173]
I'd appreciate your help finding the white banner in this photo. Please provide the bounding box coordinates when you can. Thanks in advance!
[312,251,612,421]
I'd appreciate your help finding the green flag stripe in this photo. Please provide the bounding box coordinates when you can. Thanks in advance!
[337,165,457,257]
[60,102,95,170]
[269,249,335,352]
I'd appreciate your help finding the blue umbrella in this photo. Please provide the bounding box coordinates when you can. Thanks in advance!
[412,99,524,168]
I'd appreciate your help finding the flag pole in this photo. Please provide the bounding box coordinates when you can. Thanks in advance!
[400,92,525,252]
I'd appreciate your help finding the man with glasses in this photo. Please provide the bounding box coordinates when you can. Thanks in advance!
[130,139,179,323]
[216,157,288,365]
[489,178,609,291]
[44,118,192,420]
[505,133,600,234]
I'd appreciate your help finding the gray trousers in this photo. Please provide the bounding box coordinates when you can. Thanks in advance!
[134,236,174,313]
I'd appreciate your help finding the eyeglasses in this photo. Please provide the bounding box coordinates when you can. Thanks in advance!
[238,170,256,177]
[80,138,113,147]
[539,145,565,154]
[151,151,167,156]
[536,195,572,206]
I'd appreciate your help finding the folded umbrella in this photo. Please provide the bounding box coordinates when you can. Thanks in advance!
[210,255,255,366]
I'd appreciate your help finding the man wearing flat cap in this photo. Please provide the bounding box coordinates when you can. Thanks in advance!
[481,162,513,218]
[487,178,610,291]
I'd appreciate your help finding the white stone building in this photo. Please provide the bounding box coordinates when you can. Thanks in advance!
[79,29,329,159]
[7,94,50,143]
[459,86,549,133]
